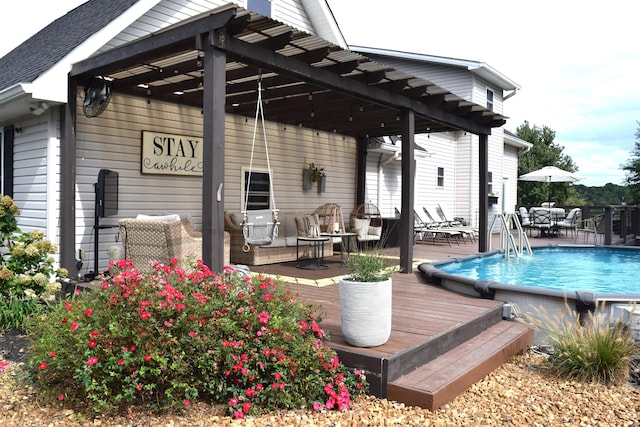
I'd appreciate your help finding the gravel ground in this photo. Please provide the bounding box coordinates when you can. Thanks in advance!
[2,330,639,426]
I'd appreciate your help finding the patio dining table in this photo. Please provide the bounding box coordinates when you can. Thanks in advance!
[530,207,566,237]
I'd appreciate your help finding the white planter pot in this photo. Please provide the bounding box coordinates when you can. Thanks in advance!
[339,278,392,347]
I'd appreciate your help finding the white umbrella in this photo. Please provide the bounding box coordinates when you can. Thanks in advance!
[519,166,583,205]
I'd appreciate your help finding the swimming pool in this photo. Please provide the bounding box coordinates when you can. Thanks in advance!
[436,246,640,294]
[419,245,640,344]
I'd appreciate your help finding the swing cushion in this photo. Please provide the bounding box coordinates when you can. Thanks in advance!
[243,209,279,246]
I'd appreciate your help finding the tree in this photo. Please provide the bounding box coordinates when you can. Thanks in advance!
[516,121,581,206]
[621,122,640,204]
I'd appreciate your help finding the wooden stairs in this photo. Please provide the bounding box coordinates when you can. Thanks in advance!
[386,319,533,410]
[287,273,534,411]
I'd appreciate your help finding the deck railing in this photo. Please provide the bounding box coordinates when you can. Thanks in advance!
[518,205,640,246]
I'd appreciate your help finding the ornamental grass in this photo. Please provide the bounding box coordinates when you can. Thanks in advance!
[523,303,639,386]
[26,260,367,418]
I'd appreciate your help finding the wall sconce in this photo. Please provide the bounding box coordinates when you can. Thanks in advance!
[30,102,49,116]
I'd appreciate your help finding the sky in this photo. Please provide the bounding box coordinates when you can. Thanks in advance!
[1,0,638,187]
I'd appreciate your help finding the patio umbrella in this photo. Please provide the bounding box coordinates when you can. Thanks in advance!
[518,165,583,206]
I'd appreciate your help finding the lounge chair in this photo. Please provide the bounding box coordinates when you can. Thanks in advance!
[427,205,478,243]
[413,208,461,246]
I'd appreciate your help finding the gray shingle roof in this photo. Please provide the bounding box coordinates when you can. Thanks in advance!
[0,0,139,91]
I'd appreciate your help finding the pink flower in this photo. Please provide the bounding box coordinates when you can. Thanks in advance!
[57,395,65,401]
[48,351,57,357]
[243,402,252,413]
[118,359,125,366]
[245,388,255,398]
[90,331,99,338]
[83,308,94,317]
[144,355,152,362]
[257,311,271,324]
[183,399,191,406]
[39,362,47,371]
[137,383,142,391]
[188,331,197,337]
[88,340,97,348]
[313,401,321,411]
[70,322,79,332]
[86,357,99,366]
[74,289,81,295]
[140,311,152,320]
[228,397,239,406]
[234,411,244,419]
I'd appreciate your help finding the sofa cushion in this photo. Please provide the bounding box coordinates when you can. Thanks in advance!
[136,213,181,221]
[282,212,301,238]
[230,212,243,227]
[304,214,321,237]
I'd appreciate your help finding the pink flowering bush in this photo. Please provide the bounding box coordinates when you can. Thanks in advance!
[26,259,367,417]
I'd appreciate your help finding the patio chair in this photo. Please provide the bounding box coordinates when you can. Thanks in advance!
[529,207,552,237]
[518,207,533,236]
[577,214,604,244]
[119,216,230,273]
[556,207,581,238]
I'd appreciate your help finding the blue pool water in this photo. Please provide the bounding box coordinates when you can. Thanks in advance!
[437,247,640,294]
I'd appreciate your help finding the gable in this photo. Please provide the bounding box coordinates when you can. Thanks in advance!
[0,0,139,91]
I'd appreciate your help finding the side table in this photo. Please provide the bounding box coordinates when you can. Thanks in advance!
[321,232,357,266]
[296,236,330,270]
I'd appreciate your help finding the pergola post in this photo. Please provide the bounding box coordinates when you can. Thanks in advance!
[400,109,415,273]
[61,76,77,276]
[478,133,489,252]
[201,31,227,272]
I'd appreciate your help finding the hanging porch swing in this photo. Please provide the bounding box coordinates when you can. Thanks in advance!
[241,73,279,252]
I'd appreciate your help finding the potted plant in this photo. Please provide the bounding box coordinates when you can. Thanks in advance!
[339,251,396,347]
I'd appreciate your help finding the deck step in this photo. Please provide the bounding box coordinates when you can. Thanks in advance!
[387,320,533,411]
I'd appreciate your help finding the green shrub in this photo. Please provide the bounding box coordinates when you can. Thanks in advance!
[344,251,397,282]
[26,260,367,418]
[523,304,638,385]
[0,295,45,332]
[0,195,68,329]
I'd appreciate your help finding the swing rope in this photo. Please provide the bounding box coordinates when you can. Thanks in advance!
[242,73,279,252]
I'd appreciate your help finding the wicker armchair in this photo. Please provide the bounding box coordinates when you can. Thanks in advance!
[119,217,230,273]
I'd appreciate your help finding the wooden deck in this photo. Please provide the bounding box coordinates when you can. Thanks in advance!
[248,231,574,408]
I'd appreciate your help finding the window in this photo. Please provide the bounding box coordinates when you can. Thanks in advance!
[437,167,444,187]
[242,168,271,210]
[486,88,494,111]
[488,171,493,194]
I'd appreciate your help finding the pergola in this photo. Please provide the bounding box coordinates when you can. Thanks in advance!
[61,5,505,274]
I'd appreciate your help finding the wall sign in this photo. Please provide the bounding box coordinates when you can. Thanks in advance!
[141,131,203,176]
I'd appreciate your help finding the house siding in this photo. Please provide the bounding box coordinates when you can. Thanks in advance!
[75,93,357,272]
[12,110,60,237]
[362,54,473,101]
[98,0,314,53]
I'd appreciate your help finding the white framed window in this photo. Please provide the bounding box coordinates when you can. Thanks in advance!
[488,171,493,194]
[437,167,444,187]
[241,167,271,211]
[486,88,494,111]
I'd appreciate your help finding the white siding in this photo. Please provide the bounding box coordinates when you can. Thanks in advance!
[75,93,357,272]
[12,109,60,238]
[361,55,474,101]
[99,0,316,53]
